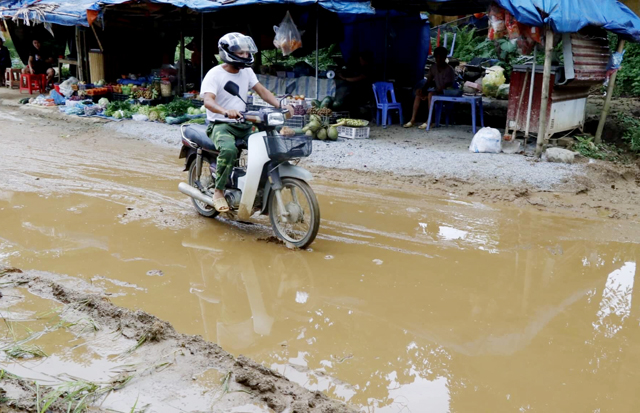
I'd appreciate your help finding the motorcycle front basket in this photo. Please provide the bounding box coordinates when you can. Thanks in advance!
[264,135,313,162]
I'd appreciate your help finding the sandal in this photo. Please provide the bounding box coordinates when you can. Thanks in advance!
[418,123,428,130]
[213,196,230,213]
[402,122,415,128]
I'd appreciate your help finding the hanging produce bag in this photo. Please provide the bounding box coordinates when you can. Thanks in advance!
[273,11,303,56]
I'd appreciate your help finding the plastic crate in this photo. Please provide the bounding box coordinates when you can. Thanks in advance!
[112,93,131,102]
[78,83,94,91]
[338,126,370,139]
[139,98,161,106]
[330,111,350,124]
[284,115,305,129]
[252,95,270,107]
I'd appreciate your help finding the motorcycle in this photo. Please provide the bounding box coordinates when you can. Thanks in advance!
[178,81,320,249]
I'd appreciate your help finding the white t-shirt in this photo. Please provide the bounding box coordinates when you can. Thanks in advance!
[200,65,259,122]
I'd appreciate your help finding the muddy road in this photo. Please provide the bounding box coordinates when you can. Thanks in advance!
[2,105,640,412]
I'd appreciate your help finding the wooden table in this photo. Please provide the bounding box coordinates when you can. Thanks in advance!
[57,59,79,84]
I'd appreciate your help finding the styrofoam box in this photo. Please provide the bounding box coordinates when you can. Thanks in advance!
[338,126,370,139]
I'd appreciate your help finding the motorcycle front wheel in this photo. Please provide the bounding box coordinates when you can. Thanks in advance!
[188,158,219,218]
[268,178,320,249]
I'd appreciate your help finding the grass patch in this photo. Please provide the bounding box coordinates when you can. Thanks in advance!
[572,135,624,162]
[618,114,640,153]
[4,344,48,359]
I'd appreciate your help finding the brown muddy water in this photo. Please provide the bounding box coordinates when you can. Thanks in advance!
[2,110,640,412]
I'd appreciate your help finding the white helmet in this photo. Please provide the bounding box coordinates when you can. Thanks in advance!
[218,32,257,68]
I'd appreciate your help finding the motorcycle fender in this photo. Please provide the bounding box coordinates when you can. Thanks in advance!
[180,146,197,171]
[260,163,313,215]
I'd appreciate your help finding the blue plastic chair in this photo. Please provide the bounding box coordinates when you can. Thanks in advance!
[372,82,403,128]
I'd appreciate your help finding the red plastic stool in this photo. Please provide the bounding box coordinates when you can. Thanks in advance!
[20,74,46,94]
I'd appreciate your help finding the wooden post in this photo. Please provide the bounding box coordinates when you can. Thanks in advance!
[75,26,84,82]
[535,26,554,158]
[315,4,319,101]
[200,13,204,83]
[595,39,626,144]
[179,16,186,95]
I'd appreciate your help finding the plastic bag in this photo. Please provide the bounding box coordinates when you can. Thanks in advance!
[469,127,502,153]
[488,3,506,40]
[59,76,78,98]
[132,114,149,122]
[49,90,66,105]
[482,66,506,98]
[84,105,102,116]
[604,50,626,88]
[497,83,510,100]
[504,11,521,40]
[273,11,303,56]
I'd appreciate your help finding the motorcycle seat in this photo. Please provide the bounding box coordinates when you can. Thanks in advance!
[183,125,217,152]
[183,124,248,152]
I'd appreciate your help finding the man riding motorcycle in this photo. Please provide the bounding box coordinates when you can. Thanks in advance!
[201,32,292,213]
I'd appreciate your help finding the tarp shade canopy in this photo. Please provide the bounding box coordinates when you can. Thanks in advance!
[0,0,374,27]
[339,10,430,87]
[496,0,640,42]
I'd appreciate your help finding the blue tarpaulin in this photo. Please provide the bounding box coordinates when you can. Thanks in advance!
[0,0,373,27]
[496,0,640,42]
[339,10,430,86]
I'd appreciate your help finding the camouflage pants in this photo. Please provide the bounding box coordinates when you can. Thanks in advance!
[207,122,253,190]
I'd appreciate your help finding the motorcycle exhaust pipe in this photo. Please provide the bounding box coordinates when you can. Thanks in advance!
[178,182,216,208]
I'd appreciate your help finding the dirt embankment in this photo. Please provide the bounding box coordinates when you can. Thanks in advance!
[308,158,640,221]
[0,267,357,413]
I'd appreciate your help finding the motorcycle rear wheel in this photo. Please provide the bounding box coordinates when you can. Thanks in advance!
[269,178,320,249]
[188,158,219,218]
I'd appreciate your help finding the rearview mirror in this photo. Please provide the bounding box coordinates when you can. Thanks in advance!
[285,82,297,95]
[224,81,240,97]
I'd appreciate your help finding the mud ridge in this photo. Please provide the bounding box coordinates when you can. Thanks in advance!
[0,268,358,413]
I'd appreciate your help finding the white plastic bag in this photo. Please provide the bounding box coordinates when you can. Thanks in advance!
[132,114,149,122]
[59,76,79,98]
[273,11,303,56]
[469,127,502,153]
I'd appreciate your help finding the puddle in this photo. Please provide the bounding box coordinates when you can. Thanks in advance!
[2,126,640,411]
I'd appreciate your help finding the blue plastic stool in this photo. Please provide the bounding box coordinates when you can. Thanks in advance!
[372,82,404,128]
[426,95,484,135]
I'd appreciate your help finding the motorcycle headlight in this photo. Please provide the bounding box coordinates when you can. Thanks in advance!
[267,112,285,126]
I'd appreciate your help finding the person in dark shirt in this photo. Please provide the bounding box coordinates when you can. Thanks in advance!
[0,38,11,86]
[22,39,56,87]
[339,51,375,111]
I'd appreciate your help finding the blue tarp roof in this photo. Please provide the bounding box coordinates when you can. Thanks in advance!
[0,0,373,26]
[1,0,639,42]
[496,0,640,42]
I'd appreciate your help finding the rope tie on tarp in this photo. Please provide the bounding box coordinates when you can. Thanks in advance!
[12,3,59,26]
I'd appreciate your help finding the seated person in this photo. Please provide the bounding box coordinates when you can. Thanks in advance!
[22,39,56,87]
[0,38,10,86]
[339,51,375,111]
[404,46,455,129]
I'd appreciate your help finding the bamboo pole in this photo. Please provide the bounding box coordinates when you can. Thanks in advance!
[315,3,319,101]
[75,26,83,82]
[200,13,204,83]
[179,15,186,95]
[535,26,554,158]
[595,39,626,144]
[90,24,103,53]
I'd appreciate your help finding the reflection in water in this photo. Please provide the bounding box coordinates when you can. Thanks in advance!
[438,226,468,241]
[3,187,640,412]
[593,262,636,338]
